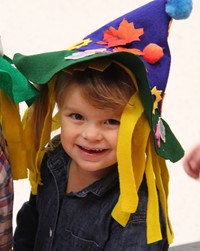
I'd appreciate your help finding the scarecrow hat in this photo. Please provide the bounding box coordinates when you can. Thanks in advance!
[0,37,39,179]
[13,0,192,244]
[13,0,192,162]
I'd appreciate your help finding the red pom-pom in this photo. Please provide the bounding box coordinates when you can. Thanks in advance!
[143,43,164,64]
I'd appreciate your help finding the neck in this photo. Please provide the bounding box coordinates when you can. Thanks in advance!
[66,160,114,193]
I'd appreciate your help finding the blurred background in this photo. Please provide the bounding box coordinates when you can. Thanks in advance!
[1,0,200,246]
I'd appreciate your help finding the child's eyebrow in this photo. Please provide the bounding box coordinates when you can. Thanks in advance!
[61,105,79,111]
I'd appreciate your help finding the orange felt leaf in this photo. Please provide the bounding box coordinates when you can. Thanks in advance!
[97,18,144,48]
[114,47,143,56]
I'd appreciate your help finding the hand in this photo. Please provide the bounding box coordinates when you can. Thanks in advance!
[183,144,200,179]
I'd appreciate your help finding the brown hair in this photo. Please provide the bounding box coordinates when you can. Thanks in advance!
[55,63,136,109]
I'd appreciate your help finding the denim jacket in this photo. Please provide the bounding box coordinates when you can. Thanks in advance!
[13,143,169,251]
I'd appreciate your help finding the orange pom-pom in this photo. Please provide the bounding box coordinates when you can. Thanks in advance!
[143,43,164,64]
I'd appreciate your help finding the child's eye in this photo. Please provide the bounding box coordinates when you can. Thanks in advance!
[105,119,120,125]
[70,113,83,120]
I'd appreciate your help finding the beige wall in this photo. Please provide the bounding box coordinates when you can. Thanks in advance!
[1,0,200,246]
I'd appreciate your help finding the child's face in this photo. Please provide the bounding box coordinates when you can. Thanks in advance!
[59,84,124,176]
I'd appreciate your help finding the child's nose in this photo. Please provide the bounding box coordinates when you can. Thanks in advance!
[82,124,103,141]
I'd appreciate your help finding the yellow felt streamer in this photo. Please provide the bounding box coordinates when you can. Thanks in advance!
[111,112,151,226]
[131,113,151,189]
[22,105,40,193]
[118,92,144,211]
[150,143,173,243]
[21,106,35,172]
[0,90,27,179]
[145,138,162,243]
[33,79,56,194]
[21,78,56,194]
[157,157,174,243]
[147,137,173,243]
[51,112,60,132]
[112,92,144,226]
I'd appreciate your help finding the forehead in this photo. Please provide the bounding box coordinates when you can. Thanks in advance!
[61,87,124,117]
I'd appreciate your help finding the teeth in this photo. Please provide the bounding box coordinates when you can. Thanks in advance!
[82,146,103,151]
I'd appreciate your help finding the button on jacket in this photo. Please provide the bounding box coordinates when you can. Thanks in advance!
[13,143,169,251]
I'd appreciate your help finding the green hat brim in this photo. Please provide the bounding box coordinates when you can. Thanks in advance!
[14,50,153,118]
[13,50,184,162]
[0,55,39,104]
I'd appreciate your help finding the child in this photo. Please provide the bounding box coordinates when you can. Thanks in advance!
[0,125,13,251]
[12,0,192,250]
[14,60,170,251]
[0,37,38,251]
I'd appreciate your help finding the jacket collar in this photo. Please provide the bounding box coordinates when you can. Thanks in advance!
[47,143,119,198]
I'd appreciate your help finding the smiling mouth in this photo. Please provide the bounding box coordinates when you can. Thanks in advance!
[78,145,106,154]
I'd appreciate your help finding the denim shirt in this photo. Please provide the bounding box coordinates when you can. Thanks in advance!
[13,143,169,251]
